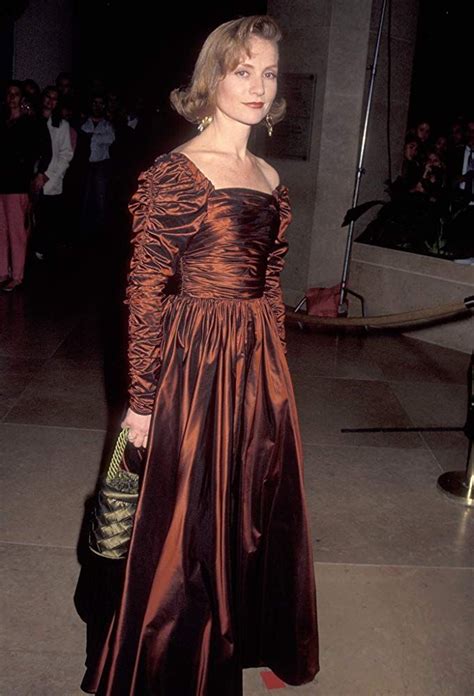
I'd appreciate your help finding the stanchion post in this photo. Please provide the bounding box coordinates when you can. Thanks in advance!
[437,441,473,507]
[437,353,474,507]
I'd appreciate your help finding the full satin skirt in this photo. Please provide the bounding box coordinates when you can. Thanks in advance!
[81,294,319,695]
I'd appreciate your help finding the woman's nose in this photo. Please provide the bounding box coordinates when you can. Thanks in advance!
[249,77,265,96]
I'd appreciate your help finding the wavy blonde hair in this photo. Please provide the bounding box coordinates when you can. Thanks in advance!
[170,15,286,126]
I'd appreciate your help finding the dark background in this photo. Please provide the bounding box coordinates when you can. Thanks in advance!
[407,0,474,130]
[71,0,267,100]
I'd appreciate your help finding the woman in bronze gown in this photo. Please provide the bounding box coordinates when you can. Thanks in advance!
[82,15,319,695]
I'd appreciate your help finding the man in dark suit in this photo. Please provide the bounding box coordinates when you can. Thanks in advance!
[445,120,474,259]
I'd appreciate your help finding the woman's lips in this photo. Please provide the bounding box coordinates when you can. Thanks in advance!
[244,102,264,109]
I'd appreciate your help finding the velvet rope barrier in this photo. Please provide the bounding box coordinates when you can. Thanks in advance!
[285,295,474,330]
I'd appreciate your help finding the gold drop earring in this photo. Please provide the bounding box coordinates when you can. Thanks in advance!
[197,115,213,132]
[265,114,273,137]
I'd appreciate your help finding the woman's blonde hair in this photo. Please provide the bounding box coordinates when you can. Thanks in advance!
[170,15,286,126]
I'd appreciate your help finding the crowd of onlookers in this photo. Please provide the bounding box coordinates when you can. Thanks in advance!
[0,72,177,292]
[358,116,474,260]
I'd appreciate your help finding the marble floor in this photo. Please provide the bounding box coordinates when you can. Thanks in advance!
[1,251,473,696]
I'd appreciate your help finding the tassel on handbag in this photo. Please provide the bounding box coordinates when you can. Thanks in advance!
[89,428,141,560]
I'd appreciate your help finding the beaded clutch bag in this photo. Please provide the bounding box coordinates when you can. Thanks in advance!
[88,429,142,560]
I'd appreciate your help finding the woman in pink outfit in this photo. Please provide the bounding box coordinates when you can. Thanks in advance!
[0,81,51,291]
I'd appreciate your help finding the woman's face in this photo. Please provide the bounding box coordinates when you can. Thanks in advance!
[57,77,72,95]
[427,152,441,167]
[91,96,105,118]
[43,89,59,113]
[7,86,22,110]
[404,141,418,160]
[434,136,447,154]
[416,122,430,142]
[214,36,278,128]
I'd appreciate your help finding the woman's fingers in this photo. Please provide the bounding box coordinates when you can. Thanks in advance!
[127,429,146,448]
[121,408,151,448]
[124,427,148,449]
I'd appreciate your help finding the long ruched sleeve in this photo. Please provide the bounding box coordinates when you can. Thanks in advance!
[126,155,211,414]
[263,186,292,353]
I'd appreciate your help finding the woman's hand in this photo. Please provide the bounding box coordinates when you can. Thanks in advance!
[121,408,151,448]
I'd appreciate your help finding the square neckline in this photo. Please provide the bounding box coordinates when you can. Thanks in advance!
[170,151,283,201]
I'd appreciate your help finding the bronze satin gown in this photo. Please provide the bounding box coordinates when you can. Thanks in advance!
[82,152,319,695]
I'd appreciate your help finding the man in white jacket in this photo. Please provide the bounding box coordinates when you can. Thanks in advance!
[34,85,74,260]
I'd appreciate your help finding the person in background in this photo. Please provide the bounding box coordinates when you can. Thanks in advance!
[0,81,51,291]
[22,78,41,116]
[56,71,75,100]
[105,87,125,126]
[401,134,422,182]
[33,85,74,261]
[415,119,431,143]
[56,72,81,130]
[423,150,446,192]
[433,134,448,162]
[447,120,474,193]
[448,118,465,151]
[445,118,474,259]
[79,94,115,242]
[405,119,432,161]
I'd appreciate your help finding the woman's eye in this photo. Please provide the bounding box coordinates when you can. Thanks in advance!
[235,70,249,77]
[265,72,278,80]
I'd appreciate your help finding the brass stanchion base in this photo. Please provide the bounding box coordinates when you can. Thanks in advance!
[437,471,473,507]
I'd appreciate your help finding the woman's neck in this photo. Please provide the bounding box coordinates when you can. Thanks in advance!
[199,113,252,161]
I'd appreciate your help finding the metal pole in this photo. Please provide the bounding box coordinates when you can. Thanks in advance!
[437,354,474,507]
[337,0,389,315]
[437,440,473,507]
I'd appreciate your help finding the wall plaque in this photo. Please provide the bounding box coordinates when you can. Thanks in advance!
[256,73,316,161]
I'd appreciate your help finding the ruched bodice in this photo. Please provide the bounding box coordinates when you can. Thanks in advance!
[82,151,319,696]
[181,188,280,300]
